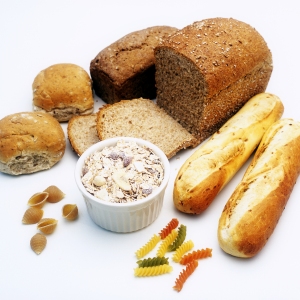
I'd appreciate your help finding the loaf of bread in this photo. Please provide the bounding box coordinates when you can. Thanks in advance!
[90,26,178,104]
[32,63,94,122]
[96,98,197,159]
[218,118,300,258]
[67,114,99,156]
[173,93,283,214]
[155,18,273,144]
[0,112,66,175]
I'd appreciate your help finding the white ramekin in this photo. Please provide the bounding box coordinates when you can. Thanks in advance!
[74,137,170,233]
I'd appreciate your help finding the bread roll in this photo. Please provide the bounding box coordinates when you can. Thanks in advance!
[90,26,178,104]
[218,118,300,258]
[0,112,66,175]
[32,63,94,122]
[173,93,283,214]
[155,18,273,144]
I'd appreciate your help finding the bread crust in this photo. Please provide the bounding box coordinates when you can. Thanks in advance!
[155,17,273,143]
[173,93,284,214]
[32,63,94,122]
[218,118,300,257]
[90,26,178,104]
[0,112,66,175]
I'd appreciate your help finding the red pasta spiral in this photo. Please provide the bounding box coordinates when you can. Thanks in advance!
[159,218,179,239]
[179,248,212,265]
[173,260,198,292]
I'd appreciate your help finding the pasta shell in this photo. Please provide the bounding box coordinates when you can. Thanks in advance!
[27,192,49,209]
[44,185,65,203]
[37,218,58,234]
[30,233,47,255]
[62,204,78,221]
[22,207,44,224]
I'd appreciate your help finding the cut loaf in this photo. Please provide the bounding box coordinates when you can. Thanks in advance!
[155,17,273,143]
[96,98,197,159]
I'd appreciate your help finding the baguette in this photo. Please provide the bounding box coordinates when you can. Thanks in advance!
[218,118,300,257]
[173,93,283,214]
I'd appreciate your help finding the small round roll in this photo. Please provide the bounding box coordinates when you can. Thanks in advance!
[32,63,94,122]
[0,112,66,175]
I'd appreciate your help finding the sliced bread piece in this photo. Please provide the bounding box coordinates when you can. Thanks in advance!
[96,98,197,159]
[67,114,100,156]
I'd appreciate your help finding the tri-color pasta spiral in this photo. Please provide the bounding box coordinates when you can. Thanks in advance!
[179,248,212,265]
[158,218,179,239]
[172,240,194,263]
[137,256,169,268]
[134,264,173,277]
[168,224,186,252]
[173,260,198,292]
[135,234,161,259]
[156,229,178,257]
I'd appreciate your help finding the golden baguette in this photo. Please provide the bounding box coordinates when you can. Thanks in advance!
[218,118,300,257]
[173,93,284,214]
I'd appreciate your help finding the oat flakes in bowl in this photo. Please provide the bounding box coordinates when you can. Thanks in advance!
[75,137,170,233]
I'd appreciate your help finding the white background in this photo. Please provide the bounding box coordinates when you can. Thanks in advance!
[1,1,300,299]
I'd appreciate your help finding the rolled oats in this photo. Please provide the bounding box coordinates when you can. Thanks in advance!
[81,140,164,203]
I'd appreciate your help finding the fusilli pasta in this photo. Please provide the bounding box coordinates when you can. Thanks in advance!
[173,260,198,292]
[135,234,161,259]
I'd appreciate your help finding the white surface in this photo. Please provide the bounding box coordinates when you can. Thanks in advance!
[1,1,299,299]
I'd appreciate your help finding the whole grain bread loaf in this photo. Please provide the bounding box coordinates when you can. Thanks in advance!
[155,18,273,143]
[90,26,178,104]
[96,98,197,159]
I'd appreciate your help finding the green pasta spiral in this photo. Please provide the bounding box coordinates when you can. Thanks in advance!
[137,256,169,268]
[168,224,186,251]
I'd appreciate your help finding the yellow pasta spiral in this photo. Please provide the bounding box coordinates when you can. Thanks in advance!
[134,265,173,277]
[172,240,194,263]
[135,234,161,259]
[156,229,178,257]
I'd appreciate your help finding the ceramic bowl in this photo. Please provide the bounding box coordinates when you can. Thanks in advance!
[75,137,170,233]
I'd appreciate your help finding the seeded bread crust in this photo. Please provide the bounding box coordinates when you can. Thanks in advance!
[96,98,197,159]
[67,114,100,156]
[155,18,273,144]
[32,63,94,122]
[0,112,66,175]
[90,26,178,104]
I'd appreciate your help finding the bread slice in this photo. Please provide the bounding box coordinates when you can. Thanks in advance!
[96,98,197,159]
[67,114,100,156]
[155,18,273,144]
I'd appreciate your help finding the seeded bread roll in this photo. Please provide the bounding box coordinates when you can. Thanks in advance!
[0,112,66,175]
[96,98,197,159]
[90,26,178,104]
[32,63,94,122]
[67,114,100,156]
[155,18,273,144]
[173,93,283,214]
[218,119,300,257]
